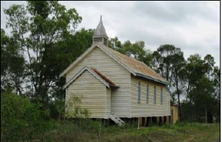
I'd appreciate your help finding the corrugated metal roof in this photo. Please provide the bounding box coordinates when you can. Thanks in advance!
[101,44,167,84]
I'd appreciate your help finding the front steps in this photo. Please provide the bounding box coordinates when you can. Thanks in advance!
[110,114,125,126]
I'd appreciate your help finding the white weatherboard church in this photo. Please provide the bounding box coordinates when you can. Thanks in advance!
[60,16,171,126]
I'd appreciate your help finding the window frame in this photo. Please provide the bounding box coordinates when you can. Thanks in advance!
[154,85,156,104]
[161,87,163,105]
[138,82,141,103]
[146,84,149,104]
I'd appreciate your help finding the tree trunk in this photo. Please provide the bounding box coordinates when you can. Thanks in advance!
[177,92,181,122]
[175,76,182,122]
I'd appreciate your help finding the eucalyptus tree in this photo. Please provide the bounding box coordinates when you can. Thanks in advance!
[152,44,186,121]
[4,1,82,103]
[184,54,219,122]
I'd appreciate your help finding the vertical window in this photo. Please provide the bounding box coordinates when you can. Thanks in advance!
[138,82,141,103]
[161,87,163,105]
[146,84,149,104]
[154,85,156,104]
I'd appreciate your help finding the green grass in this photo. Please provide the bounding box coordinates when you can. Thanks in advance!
[42,121,219,142]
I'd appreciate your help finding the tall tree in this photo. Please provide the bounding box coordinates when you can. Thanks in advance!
[188,77,215,122]
[51,28,94,101]
[152,44,186,121]
[4,1,82,103]
[185,54,207,97]
[183,54,219,122]
[152,44,176,81]
[171,50,186,121]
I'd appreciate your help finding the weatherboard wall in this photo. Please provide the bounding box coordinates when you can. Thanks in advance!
[130,75,170,117]
[66,46,131,117]
[66,70,109,118]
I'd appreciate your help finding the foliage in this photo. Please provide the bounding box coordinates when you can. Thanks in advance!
[181,54,220,123]
[152,44,186,121]
[1,93,52,142]
[4,1,82,103]
[47,94,105,141]
[65,94,90,119]
[3,1,95,120]
[1,29,25,94]
[109,37,153,67]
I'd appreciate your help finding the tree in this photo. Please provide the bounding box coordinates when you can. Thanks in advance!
[49,28,94,107]
[185,54,208,98]
[108,36,122,50]
[212,66,220,100]
[4,1,82,104]
[204,54,216,80]
[182,54,219,122]
[152,44,177,81]
[170,50,186,121]
[109,38,152,67]
[1,29,25,95]
[189,77,215,122]
[152,44,186,121]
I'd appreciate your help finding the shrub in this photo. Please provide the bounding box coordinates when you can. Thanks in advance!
[65,94,90,119]
[1,93,51,142]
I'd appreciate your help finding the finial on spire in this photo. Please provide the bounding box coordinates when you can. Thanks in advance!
[100,15,102,22]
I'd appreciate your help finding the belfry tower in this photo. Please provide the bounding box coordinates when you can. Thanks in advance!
[93,15,108,46]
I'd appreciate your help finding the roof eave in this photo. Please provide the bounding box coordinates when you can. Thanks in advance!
[63,66,111,89]
[59,44,100,78]
[110,85,120,89]
[135,73,169,85]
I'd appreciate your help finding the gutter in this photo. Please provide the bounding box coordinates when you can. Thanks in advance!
[135,73,169,85]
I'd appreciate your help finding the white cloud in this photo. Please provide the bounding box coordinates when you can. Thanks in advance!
[1,1,220,66]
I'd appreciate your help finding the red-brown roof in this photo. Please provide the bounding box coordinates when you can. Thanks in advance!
[91,67,118,87]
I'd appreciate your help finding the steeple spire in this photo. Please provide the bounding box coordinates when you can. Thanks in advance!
[93,15,108,46]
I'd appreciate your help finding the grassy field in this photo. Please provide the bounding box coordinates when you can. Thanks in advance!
[43,122,220,142]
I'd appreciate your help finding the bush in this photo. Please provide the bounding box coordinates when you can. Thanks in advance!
[1,93,52,142]
[65,94,90,119]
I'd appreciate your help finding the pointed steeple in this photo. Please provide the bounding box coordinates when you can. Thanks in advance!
[93,15,108,46]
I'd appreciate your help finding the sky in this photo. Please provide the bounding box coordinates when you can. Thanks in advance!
[1,1,220,66]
